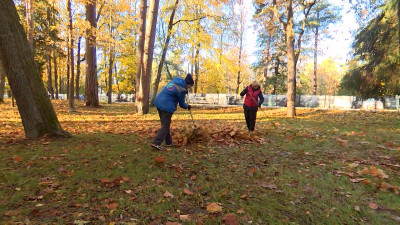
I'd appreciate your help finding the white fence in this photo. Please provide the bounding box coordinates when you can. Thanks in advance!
[2,93,399,109]
[186,94,400,110]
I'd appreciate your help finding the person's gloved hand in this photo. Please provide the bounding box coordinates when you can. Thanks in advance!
[187,105,192,111]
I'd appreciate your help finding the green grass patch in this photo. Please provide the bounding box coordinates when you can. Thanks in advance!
[1,100,400,224]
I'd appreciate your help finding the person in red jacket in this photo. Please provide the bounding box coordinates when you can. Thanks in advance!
[240,81,264,131]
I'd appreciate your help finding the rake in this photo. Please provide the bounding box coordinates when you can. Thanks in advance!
[248,92,269,118]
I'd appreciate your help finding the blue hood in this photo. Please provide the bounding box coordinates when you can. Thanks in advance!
[154,77,189,114]
[171,77,186,88]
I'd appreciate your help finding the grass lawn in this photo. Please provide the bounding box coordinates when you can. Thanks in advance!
[1,99,400,224]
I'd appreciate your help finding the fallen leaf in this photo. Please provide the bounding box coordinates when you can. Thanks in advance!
[183,188,193,195]
[105,202,118,210]
[14,156,23,162]
[358,167,369,175]
[222,213,238,225]
[179,214,190,222]
[166,222,181,225]
[100,178,113,184]
[248,167,258,177]
[377,181,392,192]
[73,220,90,225]
[121,177,130,181]
[163,191,174,198]
[362,179,371,185]
[4,210,20,216]
[385,141,394,147]
[355,206,360,211]
[369,166,388,179]
[154,156,166,164]
[206,202,222,213]
[368,202,378,210]
[220,189,227,197]
[260,183,277,189]
[349,178,364,183]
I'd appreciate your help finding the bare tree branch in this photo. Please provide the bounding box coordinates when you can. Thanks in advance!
[172,15,207,26]
[295,0,316,62]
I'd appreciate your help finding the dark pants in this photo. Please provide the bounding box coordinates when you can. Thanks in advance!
[243,105,258,131]
[152,109,173,145]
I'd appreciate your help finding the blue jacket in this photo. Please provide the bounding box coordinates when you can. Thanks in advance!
[154,77,189,114]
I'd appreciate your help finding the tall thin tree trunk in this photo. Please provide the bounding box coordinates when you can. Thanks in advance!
[59,65,62,96]
[235,37,243,94]
[0,0,68,138]
[68,0,75,111]
[108,48,114,104]
[141,0,159,113]
[46,7,54,99]
[46,51,53,98]
[85,0,99,107]
[24,0,33,49]
[272,57,280,95]
[66,47,70,99]
[194,43,200,93]
[76,36,82,100]
[136,0,159,114]
[53,48,58,99]
[0,61,5,103]
[313,8,319,95]
[150,0,179,105]
[107,7,114,104]
[263,35,272,91]
[286,2,296,117]
[398,0,399,55]
[135,0,147,113]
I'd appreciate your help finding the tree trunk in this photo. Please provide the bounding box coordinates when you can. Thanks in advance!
[194,43,200,93]
[107,48,114,104]
[68,0,75,111]
[107,7,114,105]
[272,57,280,95]
[46,7,54,99]
[235,36,243,94]
[313,9,319,95]
[66,47,70,99]
[398,0,399,55]
[135,0,147,113]
[0,61,5,103]
[53,47,58,99]
[0,0,67,138]
[24,0,33,49]
[150,0,179,105]
[85,0,99,107]
[76,36,82,100]
[285,1,296,117]
[263,35,272,91]
[59,65,62,96]
[137,0,159,114]
[46,51,54,99]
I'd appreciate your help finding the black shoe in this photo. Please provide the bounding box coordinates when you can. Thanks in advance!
[151,143,164,151]
[164,143,174,147]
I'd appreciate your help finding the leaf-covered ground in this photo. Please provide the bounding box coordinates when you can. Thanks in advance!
[1,99,400,224]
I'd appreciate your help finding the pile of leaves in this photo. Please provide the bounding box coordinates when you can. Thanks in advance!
[171,121,268,147]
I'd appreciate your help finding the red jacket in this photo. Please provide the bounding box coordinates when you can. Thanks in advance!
[241,86,263,107]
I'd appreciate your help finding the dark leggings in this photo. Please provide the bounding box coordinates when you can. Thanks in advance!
[152,109,173,145]
[243,105,258,131]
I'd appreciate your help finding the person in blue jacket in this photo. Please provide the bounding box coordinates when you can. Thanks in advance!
[151,74,194,150]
